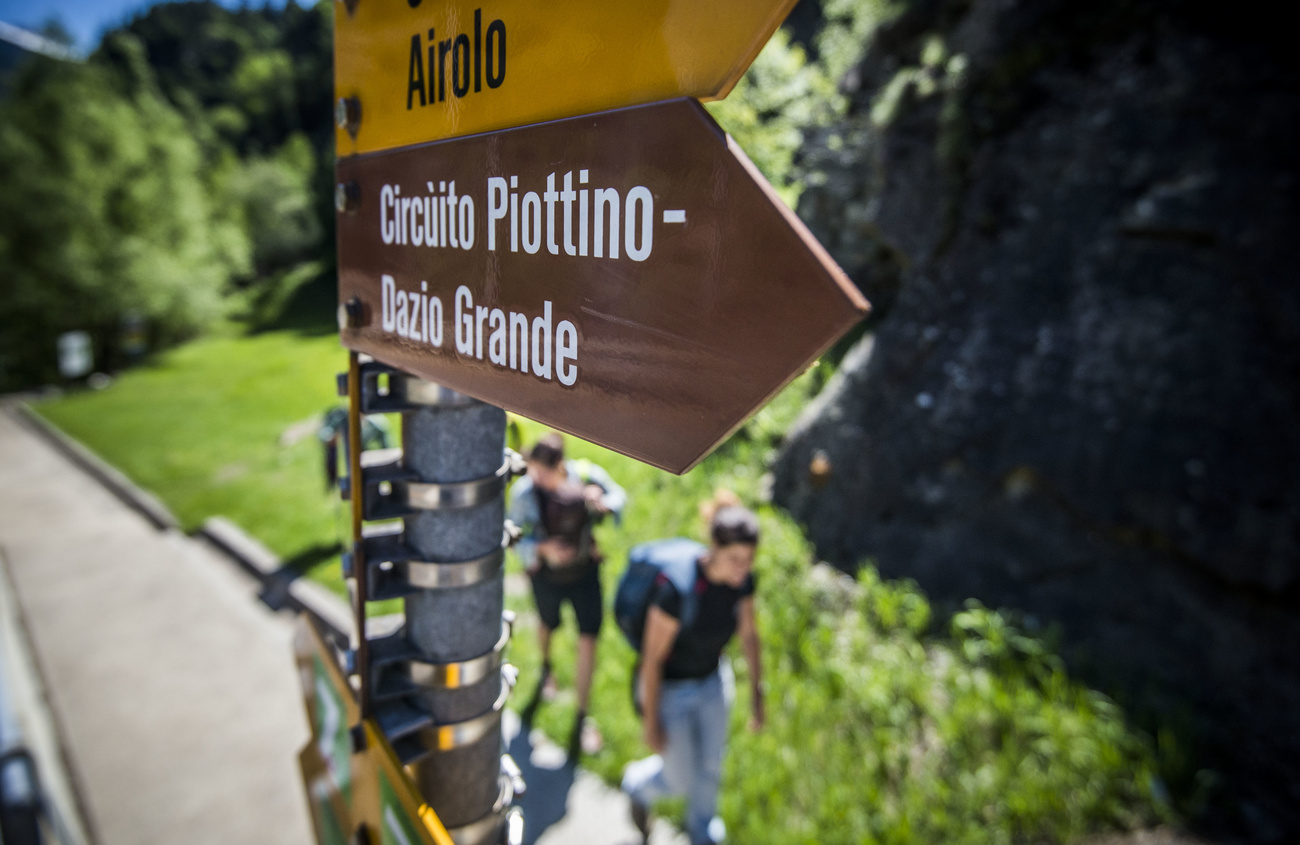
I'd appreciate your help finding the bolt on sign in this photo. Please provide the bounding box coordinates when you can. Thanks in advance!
[295,619,452,845]
[334,0,799,155]
[336,98,868,474]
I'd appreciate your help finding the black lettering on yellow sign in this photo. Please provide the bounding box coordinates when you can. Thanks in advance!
[408,34,426,108]
[407,9,506,112]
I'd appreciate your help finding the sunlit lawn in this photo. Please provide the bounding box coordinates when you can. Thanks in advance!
[35,324,355,592]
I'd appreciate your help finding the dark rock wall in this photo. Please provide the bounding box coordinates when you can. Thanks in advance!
[775,0,1299,839]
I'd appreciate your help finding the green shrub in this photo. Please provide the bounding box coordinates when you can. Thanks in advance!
[503,370,1170,843]
[720,556,1169,844]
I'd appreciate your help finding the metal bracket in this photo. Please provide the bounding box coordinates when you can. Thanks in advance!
[444,772,516,845]
[362,522,518,599]
[366,548,504,600]
[375,701,433,742]
[370,622,510,701]
[500,754,525,798]
[502,519,522,549]
[397,377,480,408]
[406,551,504,591]
[390,679,510,765]
[502,807,524,845]
[363,452,521,520]
[354,362,480,414]
[407,623,509,690]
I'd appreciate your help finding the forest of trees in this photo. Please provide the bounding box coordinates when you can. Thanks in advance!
[0,0,335,389]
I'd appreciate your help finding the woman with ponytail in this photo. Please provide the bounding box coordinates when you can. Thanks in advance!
[621,491,765,845]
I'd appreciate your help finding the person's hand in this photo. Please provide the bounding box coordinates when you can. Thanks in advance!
[583,484,611,515]
[748,700,766,733]
[643,717,666,753]
[537,538,577,565]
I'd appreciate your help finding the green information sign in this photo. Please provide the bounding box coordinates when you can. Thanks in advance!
[379,766,424,845]
[313,655,353,803]
[298,741,352,845]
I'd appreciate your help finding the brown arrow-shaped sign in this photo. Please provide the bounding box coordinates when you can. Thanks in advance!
[336,98,868,474]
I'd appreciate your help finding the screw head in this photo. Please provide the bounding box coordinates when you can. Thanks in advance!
[335,181,360,214]
[337,296,364,331]
[335,96,361,136]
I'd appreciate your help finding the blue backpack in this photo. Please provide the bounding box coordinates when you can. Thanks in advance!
[614,538,706,651]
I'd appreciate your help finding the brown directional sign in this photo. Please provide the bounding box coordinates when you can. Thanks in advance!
[336,98,868,474]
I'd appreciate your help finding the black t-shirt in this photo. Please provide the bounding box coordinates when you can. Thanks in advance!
[652,562,756,680]
[533,482,600,584]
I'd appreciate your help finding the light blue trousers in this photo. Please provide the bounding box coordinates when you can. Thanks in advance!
[622,660,734,845]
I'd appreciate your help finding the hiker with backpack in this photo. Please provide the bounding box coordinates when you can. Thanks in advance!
[616,492,765,845]
[508,432,626,756]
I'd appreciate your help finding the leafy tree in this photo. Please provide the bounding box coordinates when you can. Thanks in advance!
[99,0,334,157]
[0,52,248,388]
[97,0,336,274]
[707,28,842,207]
[221,132,323,277]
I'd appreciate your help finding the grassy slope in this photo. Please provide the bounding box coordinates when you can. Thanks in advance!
[34,330,1171,843]
[36,326,354,593]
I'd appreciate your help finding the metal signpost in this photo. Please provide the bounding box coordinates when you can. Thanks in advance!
[302,2,870,844]
[325,360,524,845]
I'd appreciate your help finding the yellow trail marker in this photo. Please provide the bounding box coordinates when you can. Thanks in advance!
[334,0,799,155]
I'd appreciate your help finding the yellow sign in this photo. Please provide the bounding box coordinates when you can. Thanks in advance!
[334,0,799,155]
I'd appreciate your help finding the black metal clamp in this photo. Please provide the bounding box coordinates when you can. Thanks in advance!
[362,450,526,521]
[342,361,483,415]
[368,618,511,702]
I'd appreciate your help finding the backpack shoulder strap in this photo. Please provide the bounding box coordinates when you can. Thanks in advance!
[652,539,704,629]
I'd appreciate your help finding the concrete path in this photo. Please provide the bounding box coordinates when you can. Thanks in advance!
[504,709,686,845]
[2,542,95,845]
[0,407,313,845]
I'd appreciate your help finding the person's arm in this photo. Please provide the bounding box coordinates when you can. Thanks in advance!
[577,461,627,521]
[506,480,542,573]
[638,605,680,753]
[737,595,764,731]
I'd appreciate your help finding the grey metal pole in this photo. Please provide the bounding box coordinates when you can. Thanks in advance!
[402,394,508,832]
[351,363,523,845]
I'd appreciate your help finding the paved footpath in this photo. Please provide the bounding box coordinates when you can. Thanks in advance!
[0,406,314,845]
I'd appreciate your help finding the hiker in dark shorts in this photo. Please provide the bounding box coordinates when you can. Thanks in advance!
[508,432,626,755]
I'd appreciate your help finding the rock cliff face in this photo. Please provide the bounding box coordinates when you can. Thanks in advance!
[775,0,1299,839]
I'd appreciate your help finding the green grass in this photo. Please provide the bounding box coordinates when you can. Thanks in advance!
[34,328,1173,843]
[35,324,355,593]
